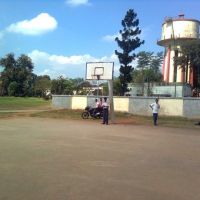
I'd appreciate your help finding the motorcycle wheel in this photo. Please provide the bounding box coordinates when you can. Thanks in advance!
[82,112,89,119]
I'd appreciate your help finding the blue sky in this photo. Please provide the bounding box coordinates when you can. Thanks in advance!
[0,0,200,79]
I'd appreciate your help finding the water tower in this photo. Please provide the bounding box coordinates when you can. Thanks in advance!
[157,14,200,87]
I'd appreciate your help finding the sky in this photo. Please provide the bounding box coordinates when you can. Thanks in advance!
[0,0,200,79]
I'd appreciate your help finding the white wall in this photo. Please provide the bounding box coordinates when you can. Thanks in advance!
[52,95,200,119]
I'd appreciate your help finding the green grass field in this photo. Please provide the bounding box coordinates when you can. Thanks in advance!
[0,97,199,128]
[0,97,51,110]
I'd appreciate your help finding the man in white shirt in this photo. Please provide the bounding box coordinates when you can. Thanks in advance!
[95,99,100,108]
[93,98,101,117]
[149,98,160,126]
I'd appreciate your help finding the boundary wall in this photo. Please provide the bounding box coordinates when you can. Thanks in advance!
[52,95,200,119]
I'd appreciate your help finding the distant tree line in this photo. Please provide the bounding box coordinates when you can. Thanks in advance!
[0,53,91,98]
[0,51,163,97]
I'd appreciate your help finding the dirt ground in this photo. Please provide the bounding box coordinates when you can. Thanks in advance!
[0,117,200,200]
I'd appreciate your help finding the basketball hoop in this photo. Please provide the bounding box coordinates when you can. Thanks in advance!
[85,62,114,80]
[85,62,115,123]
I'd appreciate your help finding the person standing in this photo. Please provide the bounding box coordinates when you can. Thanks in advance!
[149,98,160,126]
[102,97,109,125]
[95,98,100,108]
[98,97,103,114]
[93,98,100,118]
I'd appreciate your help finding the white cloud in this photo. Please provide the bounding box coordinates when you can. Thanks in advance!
[102,33,120,42]
[28,49,139,79]
[6,13,57,36]
[66,0,91,7]
[49,54,97,65]
[28,49,119,78]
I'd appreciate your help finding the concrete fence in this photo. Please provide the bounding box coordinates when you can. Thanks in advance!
[52,95,200,119]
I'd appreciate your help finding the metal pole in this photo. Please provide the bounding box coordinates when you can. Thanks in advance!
[97,75,100,98]
[108,80,115,123]
[171,19,177,97]
[97,79,99,98]
[174,82,176,97]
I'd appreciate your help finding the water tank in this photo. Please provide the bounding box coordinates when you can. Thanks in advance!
[158,15,200,46]
[157,15,200,87]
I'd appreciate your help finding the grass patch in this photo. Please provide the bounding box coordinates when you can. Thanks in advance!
[115,112,152,124]
[158,116,198,128]
[115,112,199,128]
[0,97,51,110]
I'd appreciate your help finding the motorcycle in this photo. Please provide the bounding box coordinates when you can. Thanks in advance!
[81,106,103,119]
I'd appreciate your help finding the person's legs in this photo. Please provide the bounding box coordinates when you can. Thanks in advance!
[105,109,108,125]
[102,109,106,124]
[153,113,158,125]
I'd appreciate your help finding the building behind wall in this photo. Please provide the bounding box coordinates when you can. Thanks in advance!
[126,82,192,97]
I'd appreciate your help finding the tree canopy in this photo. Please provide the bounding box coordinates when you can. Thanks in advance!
[0,53,35,96]
[0,53,91,97]
[133,51,163,83]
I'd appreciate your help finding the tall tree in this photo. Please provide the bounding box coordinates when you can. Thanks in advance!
[136,51,153,95]
[115,9,144,95]
[51,76,76,95]
[0,53,16,95]
[149,52,163,75]
[131,51,163,96]
[70,78,84,94]
[16,54,35,96]
[113,77,121,96]
[135,51,163,83]
[0,53,35,96]
[51,76,66,95]
[34,75,51,97]
[137,51,153,70]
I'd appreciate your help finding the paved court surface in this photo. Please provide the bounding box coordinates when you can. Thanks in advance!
[0,117,199,200]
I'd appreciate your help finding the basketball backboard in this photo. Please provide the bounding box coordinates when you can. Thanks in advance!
[86,62,114,80]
